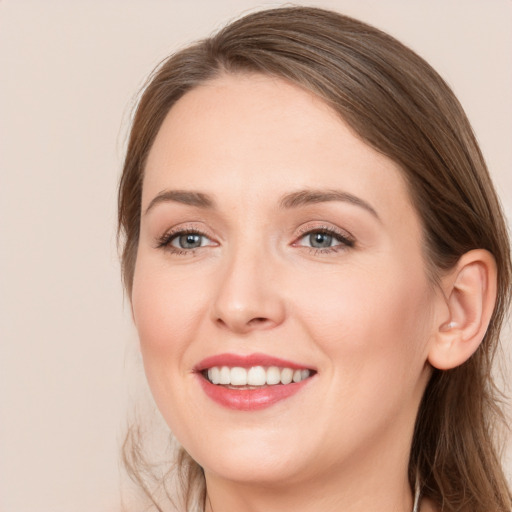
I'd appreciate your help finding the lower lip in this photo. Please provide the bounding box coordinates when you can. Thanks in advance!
[198,375,312,411]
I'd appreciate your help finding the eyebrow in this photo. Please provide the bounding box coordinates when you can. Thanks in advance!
[144,190,215,215]
[279,189,380,220]
[144,187,379,220]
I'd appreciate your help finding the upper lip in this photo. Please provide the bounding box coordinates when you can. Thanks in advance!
[194,352,315,372]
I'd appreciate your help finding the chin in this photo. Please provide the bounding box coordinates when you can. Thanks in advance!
[201,452,308,486]
[181,427,313,485]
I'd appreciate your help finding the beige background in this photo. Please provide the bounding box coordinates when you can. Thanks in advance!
[0,1,510,511]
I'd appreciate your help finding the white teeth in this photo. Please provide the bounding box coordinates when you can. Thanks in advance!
[230,367,247,385]
[247,366,266,386]
[205,366,311,386]
[208,367,220,384]
[281,368,293,385]
[266,366,281,385]
[219,366,230,385]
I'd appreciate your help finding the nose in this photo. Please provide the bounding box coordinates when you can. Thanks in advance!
[211,245,286,334]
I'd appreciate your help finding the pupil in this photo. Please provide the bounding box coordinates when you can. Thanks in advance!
[180,234,201,248]
[310,232,332,248]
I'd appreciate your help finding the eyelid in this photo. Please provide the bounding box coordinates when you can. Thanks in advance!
[169,232,215,249]
[154,221,354,254]
[292,223,355,249]
[155,223,218,251]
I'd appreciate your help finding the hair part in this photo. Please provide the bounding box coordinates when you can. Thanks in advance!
[118,6,512,511]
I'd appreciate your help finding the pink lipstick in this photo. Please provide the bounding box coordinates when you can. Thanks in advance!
[194,353,315,411]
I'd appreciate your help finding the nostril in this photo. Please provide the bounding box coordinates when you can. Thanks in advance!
[214,315,273,333]
[248,317,269,326]
[215,318,228,328]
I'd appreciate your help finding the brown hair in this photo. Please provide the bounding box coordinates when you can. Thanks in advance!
[118,6,512,511]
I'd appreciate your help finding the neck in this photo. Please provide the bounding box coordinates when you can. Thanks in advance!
[205,475,414,512]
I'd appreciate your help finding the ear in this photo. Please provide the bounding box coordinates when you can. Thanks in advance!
[428,249,497,370]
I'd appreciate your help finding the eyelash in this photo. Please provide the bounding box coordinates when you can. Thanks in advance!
[156,227,215,256]
[155,225,355,256]
[294,225,355,254]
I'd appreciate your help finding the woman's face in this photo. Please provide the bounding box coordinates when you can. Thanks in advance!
[132,74,438,487]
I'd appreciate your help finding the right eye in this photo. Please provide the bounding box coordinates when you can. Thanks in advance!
[171,233,209,249]
[157,229,217,253]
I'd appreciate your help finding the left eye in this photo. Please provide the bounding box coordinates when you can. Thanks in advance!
[296,230,353,249]
[170,233,212,249]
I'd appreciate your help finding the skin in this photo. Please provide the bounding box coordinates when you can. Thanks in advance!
[131,73,446,512]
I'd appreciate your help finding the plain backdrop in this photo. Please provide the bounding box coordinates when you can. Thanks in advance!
[0,1,511,511]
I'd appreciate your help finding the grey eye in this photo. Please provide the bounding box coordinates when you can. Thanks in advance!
[308,232,334,248]
[174,233,204,249]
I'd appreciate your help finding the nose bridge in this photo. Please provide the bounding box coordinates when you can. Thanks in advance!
[211,236,285,333]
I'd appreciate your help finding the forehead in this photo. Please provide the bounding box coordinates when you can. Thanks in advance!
[142,73,415,224]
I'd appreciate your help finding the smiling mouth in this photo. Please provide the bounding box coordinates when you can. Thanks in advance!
[202,365,314,388]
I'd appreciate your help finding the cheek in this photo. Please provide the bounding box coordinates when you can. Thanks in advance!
[293,265,434,461]
[292,260,433,382]
[130,258,211,440]
[131,257,208,378]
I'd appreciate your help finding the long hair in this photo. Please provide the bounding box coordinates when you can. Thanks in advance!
[118,7,512,511]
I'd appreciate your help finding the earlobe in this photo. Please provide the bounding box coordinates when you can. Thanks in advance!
[428,249,497,370]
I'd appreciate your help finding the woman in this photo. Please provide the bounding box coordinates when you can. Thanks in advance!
[118,6,511,512]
